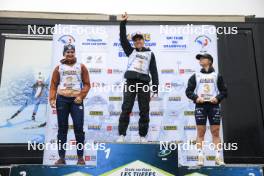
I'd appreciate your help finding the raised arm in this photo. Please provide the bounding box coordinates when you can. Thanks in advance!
[120,12,133,56]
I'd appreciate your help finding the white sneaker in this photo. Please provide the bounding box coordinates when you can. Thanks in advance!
[215,156,225,166]
[139,137,148,143]
[116,135,125,143]
[197,155,205,166]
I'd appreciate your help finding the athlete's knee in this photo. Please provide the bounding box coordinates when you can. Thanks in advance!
[74,130,85,139]
[73,126,84,134]
[139,115,149,124]
[58,127,68,135]
[211,126,220,138]
[139,111,149,118]
[119,112,130,122]
[197,127,206,138]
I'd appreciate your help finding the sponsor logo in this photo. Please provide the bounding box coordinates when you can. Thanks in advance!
[84,55,103,64]
[106,125,118,131]
[129,125,139,131]
[85,155,97,161]
[184,111,194,116]
[150,96,163,101]
[161,69,175,74]
[168,96,181,101]
[150,111,164,116]
[179,68,196,74]
[109,96,122,101]
[57,34,75,44]
[100,160,173,176]
[184,125,196,130]
[109,111,121,116]
[89,111,104,116]
[187,155,198,161]
[106,125,112,131]
[149,126,159,131]
[82,38,107,46]
[65,155,80,161]
[165,81,185,88]
[88,68,102,74]
[69,140,77,145]
[107,68,123,74]
[87,125,101,130]
[91,82,107,88]
[158,149,172,157]
[195,35,212,53]
[118,51,126,57]
[206,156,216,161]
[163,126,177,130]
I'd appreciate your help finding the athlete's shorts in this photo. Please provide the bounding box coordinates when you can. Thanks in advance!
[194,103,221,125]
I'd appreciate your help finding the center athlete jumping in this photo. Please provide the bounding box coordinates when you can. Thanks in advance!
[117,12,159,143]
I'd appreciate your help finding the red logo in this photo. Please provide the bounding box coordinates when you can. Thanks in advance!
[179,69,185,74]
[107,126,112,131]
[107,69,112,74]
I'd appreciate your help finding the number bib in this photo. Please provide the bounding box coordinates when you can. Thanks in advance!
[127,50,152,75]
[195,72,218,101]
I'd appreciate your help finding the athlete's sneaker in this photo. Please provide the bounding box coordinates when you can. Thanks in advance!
[215,156,225,166]
[54,158,66,165]
[116,135,125,143]
[139,137,148,143]
[77,157,86,165]
[197,155,205,166]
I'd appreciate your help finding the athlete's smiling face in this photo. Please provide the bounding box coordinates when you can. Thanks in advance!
[64,49,75,60]
[133,38,144,49]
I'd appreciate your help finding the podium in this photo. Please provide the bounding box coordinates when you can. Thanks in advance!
[178,166,263,176]
[10,143,178,176]
[8,143,264,176]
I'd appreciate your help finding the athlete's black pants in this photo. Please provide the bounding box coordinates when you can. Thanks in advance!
[118,79,150,137]
[56,95,85,158]
[195,103,221,125]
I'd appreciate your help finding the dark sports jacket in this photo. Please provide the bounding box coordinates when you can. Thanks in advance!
[120,20,159,93]
[185,67,227,104]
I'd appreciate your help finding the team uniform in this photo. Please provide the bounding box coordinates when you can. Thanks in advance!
[186,58,227,166]
[186,67,227,125]
[118,20,159,139]
[49,45,90,164]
